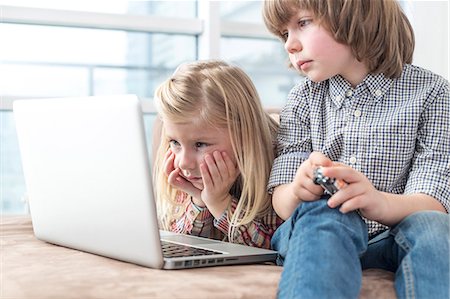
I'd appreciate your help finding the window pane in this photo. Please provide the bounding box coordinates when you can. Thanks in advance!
[0,24,196,99]
[0,64,90,98]
[0,24,196,67]
[220,1,263,23]
[93,67,173,98]
[1,112,28,214]
[0,0,197,17]
[221,37,301,107]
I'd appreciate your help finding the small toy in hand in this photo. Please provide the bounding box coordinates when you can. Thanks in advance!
[313,167,346,195]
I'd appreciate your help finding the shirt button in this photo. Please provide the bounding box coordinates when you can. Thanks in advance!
[190,210,195,216]
[375,89,382,97]
[349,156,357,164]
[346,90,353,97]
[354,110,362,117]
[336,95,342,101]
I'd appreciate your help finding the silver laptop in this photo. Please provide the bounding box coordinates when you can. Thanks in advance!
[13,95,277,269]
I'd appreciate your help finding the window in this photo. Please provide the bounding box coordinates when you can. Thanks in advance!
[0,1,298,214]
[221,37,300,107]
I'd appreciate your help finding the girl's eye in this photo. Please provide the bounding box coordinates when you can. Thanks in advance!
[195,142,208,148]
[281,31,288,40]
[169,139,180,148]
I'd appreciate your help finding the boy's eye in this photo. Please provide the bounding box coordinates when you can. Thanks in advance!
[281,31,288,40]
[298,19,312,27]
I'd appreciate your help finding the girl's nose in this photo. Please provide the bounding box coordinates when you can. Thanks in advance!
[284,32,302,54]
[177,150,196,172]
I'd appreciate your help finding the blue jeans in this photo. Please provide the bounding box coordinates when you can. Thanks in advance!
[272,198,450,299]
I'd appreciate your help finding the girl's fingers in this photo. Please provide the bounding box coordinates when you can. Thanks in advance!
[213,151,227,178]
[221,151,238,178]
[167,168,182,185]
[168,168,201,198]
[163,152,175,176]
[200,162,213,187]
[204,154,220,185]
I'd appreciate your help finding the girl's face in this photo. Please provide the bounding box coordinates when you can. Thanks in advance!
[163,119,236,190]
[281,9,368,86]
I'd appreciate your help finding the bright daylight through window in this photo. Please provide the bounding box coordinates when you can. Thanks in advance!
[0,0,298,213]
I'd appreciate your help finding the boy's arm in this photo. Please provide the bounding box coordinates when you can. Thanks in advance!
[324,166,448,227]
[379,192,447,226]
[272,152,335,220]
[272,184,302,220]
[268,83,315,219]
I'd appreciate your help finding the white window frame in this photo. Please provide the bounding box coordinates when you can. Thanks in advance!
[0,4,275,112]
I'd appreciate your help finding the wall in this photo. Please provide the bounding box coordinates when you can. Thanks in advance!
[407,0,449,79]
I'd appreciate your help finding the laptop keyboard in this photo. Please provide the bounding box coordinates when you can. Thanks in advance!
[161,240,223,258]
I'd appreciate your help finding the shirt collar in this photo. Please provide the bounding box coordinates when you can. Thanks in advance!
[328,73,393,108]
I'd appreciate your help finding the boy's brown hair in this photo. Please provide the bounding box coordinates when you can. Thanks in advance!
[263,0,415,78]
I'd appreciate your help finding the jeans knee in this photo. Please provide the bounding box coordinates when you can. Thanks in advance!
[295,199,368,249]
[394,211,449,251]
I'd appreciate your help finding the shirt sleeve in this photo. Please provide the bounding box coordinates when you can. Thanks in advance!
[267,82,313,193]
[170,196,215,239]
[404,78,450,212]
[213,197,284,249]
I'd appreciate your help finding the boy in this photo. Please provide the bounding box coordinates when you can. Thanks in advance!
[263,0,449,298]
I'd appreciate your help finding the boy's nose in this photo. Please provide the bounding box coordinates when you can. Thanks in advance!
[285,33,302,54]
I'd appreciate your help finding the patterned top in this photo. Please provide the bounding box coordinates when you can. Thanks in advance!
[268,64,450,237]
[170,192,284,249]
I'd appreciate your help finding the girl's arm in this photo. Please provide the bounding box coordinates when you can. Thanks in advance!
[213,197,284,249]
[169,196,215,239]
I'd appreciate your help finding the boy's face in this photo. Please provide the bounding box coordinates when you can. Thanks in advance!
[281,9,367,85]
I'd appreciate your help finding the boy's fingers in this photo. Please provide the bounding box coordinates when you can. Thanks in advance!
[309,152,333,167]
[321,166,361,184]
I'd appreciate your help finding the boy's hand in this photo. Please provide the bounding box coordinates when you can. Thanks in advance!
[163,149,204,205]
[322,166,387,221]
[289,152,334,203]
[200,151,240,217]
[272,152,343,220]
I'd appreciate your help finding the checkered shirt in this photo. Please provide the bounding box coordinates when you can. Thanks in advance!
[268,64,450,237]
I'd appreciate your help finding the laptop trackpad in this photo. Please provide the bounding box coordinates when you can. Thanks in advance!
[160,232,220,246]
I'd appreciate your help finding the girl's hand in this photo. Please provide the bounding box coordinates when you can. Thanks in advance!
[199,151,239,214]
[163,149,203,205]
[323,166,388,221]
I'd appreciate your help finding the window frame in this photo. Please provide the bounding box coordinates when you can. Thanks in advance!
[0,3,277,113]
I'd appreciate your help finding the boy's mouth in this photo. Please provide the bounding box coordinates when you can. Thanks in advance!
[297,60,312,70]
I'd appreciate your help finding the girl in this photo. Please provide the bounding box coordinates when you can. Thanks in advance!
[153,60,283,249]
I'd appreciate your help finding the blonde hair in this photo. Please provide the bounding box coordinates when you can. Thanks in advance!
[262,0,415,78]
[153,60,278,241]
